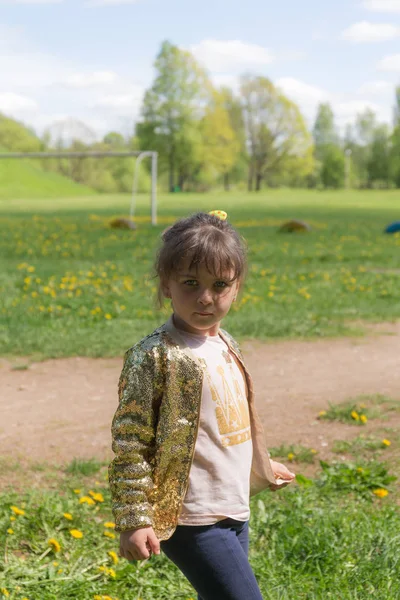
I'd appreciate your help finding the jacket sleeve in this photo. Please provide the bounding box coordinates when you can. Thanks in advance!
[108,344,163,533]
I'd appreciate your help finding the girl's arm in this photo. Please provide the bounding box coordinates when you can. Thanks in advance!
[108,346,162,533]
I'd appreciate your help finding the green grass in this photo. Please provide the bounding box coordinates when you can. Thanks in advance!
[1,458,399,600]
[1,189,400,359]
[0,159,95,200]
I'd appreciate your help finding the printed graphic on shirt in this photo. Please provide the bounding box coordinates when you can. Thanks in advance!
[199,354,251,448]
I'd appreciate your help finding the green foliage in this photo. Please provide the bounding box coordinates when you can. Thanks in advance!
[269,444,318,464]
[320,143,345,189]
[241,75,314,191]
[318,399,379,425]
[65,459,105,477]
[316,460,396,499]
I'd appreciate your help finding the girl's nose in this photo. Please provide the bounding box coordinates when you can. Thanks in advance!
[198,289,213,305]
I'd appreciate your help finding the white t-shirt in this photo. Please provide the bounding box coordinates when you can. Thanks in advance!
[176,327,253,525]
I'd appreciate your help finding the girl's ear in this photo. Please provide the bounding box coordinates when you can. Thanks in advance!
[161,279,171,299]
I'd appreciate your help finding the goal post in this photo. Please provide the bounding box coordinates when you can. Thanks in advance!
[0,150,158,225]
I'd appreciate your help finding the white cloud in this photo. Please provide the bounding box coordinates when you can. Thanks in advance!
[341,21,400,42]
[276,77,330,121]
[363,0,400,12]
[378,53,400,70]
[85,0,140,5]
[358,80,392,94]
[0,92,38,113]
[62,71,119,88]
[190,39,274,73]
[92,86,144,115]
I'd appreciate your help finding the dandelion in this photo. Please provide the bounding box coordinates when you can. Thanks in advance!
[108,550,119,564]
[70,529,83,539]
[10,516,16,522]
[1,589,9,597]
[105,314,112,320]
[351,411,360,421]
[73,489,81,494]
[373,489,389,498]
[357,467,364,474]
[53,561,59,567]
[79,496,95,505]
[48,538,61,553]
[382,439,391,446]
[57,569,63,574]
[360,414,368,424]
[104,531,116,539]
[318,411,327,418]
[104,521,115,529]
[89,491,104,503]
[311,449,317,454]
[7,528,14,535]
[287,453,295,461]
[63,512,73,520]
[11,505,25,516]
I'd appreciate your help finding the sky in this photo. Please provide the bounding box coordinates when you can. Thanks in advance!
[1,0,400,141]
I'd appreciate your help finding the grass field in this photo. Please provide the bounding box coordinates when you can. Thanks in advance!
[1,190,400,599]
[1,189,399,359]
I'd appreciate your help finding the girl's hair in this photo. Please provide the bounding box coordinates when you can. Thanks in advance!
[155,212,247,306]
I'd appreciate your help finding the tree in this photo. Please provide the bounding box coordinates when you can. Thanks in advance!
[219,87,247,190]
[368,125,391,187]
[136,40,211,191]
[240,76,314,191]
[200,91,240,189]
[313,103,339,159]
[320,144,345,189]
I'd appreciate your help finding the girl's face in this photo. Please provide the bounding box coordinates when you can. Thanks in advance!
[163,261,240,336]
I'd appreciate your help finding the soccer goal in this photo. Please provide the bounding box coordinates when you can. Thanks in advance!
[0,150,158,225]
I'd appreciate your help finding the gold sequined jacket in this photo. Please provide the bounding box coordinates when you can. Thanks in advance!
[108,316,280,541]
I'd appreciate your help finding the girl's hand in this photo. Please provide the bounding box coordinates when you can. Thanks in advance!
[269,459,296,490]
[120,526,160,561]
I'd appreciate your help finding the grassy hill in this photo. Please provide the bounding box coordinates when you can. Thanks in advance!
[0,157,95,199]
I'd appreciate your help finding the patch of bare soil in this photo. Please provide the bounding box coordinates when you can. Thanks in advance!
[1,322,399,488]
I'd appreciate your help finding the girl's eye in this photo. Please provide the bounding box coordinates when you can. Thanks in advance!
[183,280,198,286]
[215,281,228,289]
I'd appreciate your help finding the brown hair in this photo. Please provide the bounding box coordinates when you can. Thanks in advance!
[155,212,247,307]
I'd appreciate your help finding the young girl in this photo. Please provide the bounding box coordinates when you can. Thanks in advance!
[108,211,295,600]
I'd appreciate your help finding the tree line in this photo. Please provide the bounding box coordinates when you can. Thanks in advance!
[1,39,400,193]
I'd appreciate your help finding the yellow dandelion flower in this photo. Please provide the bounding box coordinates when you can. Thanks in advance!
[351,411,360,421]
[108,550,119,564]
[48,538,61,553]
[79,496,95,505]
[1,588,9,597]
[89,491,104,503]
[57,569,63,574]
[7,528,14,535]
[53,561,59,567]
[63,513,73,520]
[104,521,115,529]
[104,531,116,539]
[105,314,112,320]
[357,467,364,474]
[287,452,295,461]
[70,529,83,539]
[94,596,103,600]
[373,489,389,498]
[311,449,317,454]
[382,439,391,446]
[11,505,25,516]
[10,516,16,522]
[318,411,327,417]
[360,415,368,424]
[73,489,81,494]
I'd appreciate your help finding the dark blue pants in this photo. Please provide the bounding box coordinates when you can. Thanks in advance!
[160,518,264,600]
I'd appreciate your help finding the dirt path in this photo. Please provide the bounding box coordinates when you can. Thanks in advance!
[1,323,400,469]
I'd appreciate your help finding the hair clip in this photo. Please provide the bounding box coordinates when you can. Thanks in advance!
[209,210,227,221]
